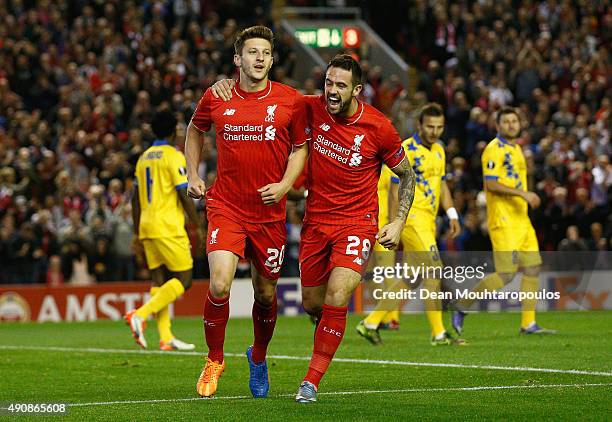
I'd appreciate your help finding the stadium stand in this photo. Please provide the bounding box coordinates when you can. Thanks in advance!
[0,0,609,284]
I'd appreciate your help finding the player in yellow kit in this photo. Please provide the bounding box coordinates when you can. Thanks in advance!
[357,103,463,345]
[452,106,556,335]
[125,109,205,350]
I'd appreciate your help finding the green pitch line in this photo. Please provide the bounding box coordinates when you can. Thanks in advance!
[1,345,611,377]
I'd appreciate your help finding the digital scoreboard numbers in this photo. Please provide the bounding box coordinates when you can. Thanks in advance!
[295,27,361,48]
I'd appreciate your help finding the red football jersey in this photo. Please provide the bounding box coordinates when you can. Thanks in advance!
[191,81,311,222]
[304,95,406,226]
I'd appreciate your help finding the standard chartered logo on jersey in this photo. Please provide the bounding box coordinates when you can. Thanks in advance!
[223,123,276,141]
[313,132,364,167]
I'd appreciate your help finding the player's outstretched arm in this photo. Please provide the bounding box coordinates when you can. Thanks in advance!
[378,157,416,249]
[259,143,308,205]
[441,181,461,239]
[185,121,207,199]
[178,188,206,256]
[484,179,541,209]
[211,79,237,101]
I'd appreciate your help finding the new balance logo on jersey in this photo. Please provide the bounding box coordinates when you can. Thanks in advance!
[265,104,277,122]
[319,123,330,131]
[210,228,219,244]
[265,125,276,141]
[352,134,365,152]
[223,109,236,116]
[349,152,363,167]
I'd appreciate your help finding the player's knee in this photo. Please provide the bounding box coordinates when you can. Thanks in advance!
[209,268,233,295]
[254,287,276,306]
[175,270,193,290]
[523,265,541,277]
[498,272,515,285]
[325,286,351,307]
[181,278,192,290]
[209,278,231,298]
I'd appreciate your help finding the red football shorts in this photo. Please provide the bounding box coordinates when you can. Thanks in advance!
[299,222,377,287]
[206,206,286,280]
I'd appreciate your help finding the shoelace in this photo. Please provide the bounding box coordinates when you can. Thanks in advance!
[301,383,315,396]
[251,361,266,378]
[201,359,221,383]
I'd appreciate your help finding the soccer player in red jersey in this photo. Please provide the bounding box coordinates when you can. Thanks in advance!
[210,54,416,403]
[185,26,310,398]
[295,55,416,402]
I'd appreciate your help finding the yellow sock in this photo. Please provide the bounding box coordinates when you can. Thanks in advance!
[364,280,407,329]
[136,278,184,320]
[390,310,400,323]
[423,279,445,337]
[457,273,505,310]
[381,309,400,324]
[364,311,388,329]
[150,287,173,343]
[381,312,393,324]
[520,275,539,329]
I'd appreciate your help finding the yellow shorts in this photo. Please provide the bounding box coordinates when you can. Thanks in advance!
[371,238,396,267]
[490,224,541,273]
[142,236,193,272]
[400,224,441,267]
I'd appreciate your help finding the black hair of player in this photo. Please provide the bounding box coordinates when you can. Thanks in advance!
[234,26,275,55]
[152,110,177,139]
[496,106,519,124]
[327,54,362,88]
[418,103,445,124]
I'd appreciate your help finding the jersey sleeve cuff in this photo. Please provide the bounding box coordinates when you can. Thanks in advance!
[293,138,310,147]
[175,182,188,190]
[387,149,407,170]
[391,176,400,184]
[484,175,499,180]
[191,120,209,133]
[441,175,446,181]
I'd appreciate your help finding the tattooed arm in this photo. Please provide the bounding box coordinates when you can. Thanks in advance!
[377,157,416,249]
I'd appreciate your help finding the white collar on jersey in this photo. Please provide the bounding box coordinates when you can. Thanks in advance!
[325,100,365,125]
[233,80,273,100]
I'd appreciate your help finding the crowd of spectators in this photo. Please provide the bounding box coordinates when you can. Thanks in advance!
[0,0,609,284]
[360,0,610,255]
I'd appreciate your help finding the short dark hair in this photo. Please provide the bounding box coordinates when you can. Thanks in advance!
[151,110,177,139]
[234,25,274,55]
[418,103,444,123]
[326,54,362,87]
[496,106,519,124]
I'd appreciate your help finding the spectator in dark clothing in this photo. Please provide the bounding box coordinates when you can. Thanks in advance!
[558,225,588,251]
[88,236,115,282]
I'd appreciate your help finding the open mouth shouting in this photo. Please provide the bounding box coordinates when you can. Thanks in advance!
[326,94,342,112]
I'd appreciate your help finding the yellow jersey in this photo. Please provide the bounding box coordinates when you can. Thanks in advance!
[377,165,399,227]
[481,136,529,229]
[402,133,446,226]
[134,140,189,239]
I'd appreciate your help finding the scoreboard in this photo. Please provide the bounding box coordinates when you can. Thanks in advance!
[294,27,361,49]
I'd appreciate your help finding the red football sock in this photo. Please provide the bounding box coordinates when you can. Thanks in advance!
[251,295,278,363]
[304,304,348,388]
[203,291,229,363]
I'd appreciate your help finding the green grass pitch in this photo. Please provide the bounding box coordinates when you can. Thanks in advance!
[1,311,611,421]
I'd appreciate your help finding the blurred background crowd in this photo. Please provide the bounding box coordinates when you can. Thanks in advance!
[0,0,609,284]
